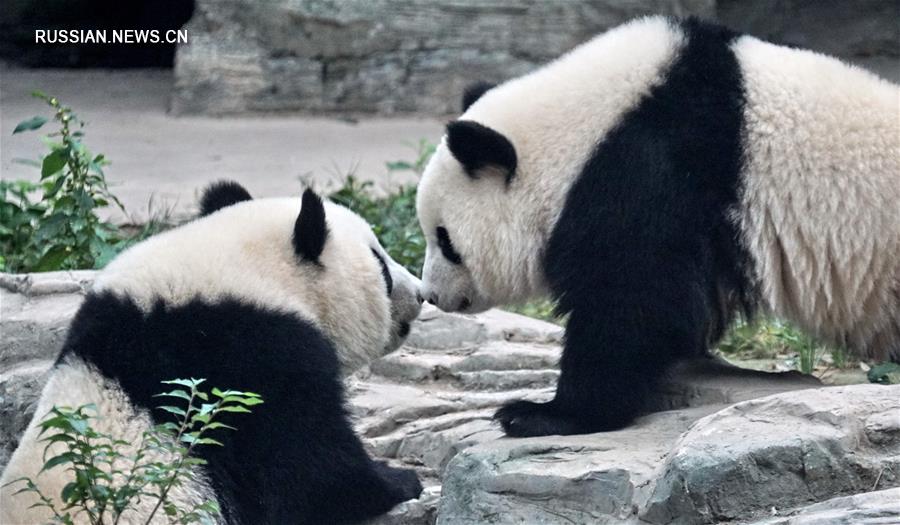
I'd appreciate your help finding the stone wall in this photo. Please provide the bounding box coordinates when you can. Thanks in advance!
[171,0,899,116]
[171,0,716,115]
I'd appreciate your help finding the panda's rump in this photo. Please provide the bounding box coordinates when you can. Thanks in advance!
[0,358,214,525]
[734,36,900,359]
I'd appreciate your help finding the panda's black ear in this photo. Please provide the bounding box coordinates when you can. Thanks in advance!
[446,120,517,183]
[199,180,252,216]
[461,81,496,112]
[293,189,328,264]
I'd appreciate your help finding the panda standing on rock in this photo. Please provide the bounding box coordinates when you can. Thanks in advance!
[417,16,900,437]
[0,182,424,524]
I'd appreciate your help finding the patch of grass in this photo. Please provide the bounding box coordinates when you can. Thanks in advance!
[715,318,858,376]
[504,299,561,323]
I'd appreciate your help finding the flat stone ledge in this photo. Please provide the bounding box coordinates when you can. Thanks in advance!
[745,487,900,525]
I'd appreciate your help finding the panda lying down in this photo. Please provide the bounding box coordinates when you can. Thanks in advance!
[0,182,424,524]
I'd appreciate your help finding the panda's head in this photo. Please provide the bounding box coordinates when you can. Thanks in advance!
[97,181,422,370]
[417,84,552,313]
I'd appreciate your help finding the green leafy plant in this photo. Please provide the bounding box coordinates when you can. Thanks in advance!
[331,176,425,275]
[868,362,900,384]
[4,379,262,525]
[329,141,436,275]
[504,299,560,323]
[3,92,125,272]
[0,179,44,271]
[384,138,437,176]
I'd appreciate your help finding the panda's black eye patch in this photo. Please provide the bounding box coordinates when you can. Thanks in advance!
[371,248,393,296]
[436,226,463,265]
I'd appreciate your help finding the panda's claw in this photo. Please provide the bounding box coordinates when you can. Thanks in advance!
[493,400,583,437]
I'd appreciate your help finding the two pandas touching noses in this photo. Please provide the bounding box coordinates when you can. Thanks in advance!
[3,14,898,525]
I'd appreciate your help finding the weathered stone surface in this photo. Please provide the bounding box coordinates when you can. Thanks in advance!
[432,370,829,524]
[437,407,710,525]
[0,360,52,469]
[2,271,898,525]
[172,0,717,115]
[746,487,900,525]
[641,384,900,524]
[718,0,900,83]
[368,486,441,525]
[172,0,898,116]
[0,271,93,369]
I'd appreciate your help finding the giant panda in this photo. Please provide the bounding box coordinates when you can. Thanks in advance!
[0,181,424,524]
[416,16,900,437]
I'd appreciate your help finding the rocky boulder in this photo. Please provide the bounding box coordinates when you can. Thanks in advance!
[746,488,900,525]
[641,384,900,523]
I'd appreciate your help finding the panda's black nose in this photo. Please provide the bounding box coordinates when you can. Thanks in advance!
[416,291,425,305]
[427,293,439,306]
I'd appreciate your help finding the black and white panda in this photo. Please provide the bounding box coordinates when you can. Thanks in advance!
[416,16,900,437]
[0,181,424,524]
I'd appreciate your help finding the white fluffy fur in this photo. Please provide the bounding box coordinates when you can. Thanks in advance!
[418,16,900,360]
[417,16,685,312]
[0,359,217,524]
[94,197,421,370]
[733,36,900,360]
[0,196,421,524]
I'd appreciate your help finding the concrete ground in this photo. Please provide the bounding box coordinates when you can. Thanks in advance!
[0,67,443,223]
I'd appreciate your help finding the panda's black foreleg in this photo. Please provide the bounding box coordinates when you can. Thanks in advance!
[495,272,711,437]
[302,443,424,524]
[372,460,425,502]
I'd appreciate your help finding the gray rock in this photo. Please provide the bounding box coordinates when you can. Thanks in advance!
[0,360,52,469]
[2,271,897,525]
[172,0,718,115]
[437,407,715,525]
[745,487,900,525]
[0,271,94,369]
[641,384,900,524]
[718,0,900,83]
[172,0,898,116]
[433,365,827,525]
[368,485,441,525]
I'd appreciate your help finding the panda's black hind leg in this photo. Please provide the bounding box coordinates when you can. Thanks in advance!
[494,400,586,437]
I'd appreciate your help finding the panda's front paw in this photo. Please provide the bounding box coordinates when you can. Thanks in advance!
[373,461,423,502]
[494,400,583,437]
